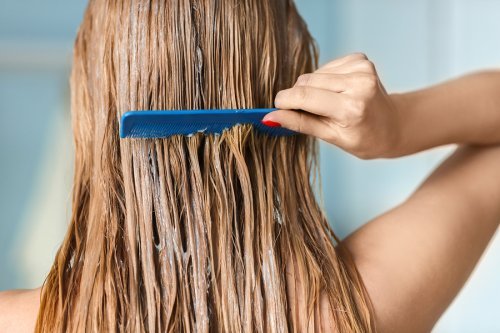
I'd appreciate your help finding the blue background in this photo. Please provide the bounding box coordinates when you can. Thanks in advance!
[0,1,499,331]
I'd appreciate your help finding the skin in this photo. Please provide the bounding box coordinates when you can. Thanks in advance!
[0,288,40,333]
[2,53,500,332]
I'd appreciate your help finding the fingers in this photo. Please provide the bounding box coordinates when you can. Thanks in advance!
[320,52,368,70]
[263,53,379,147]
[294,73,350,92]
[316,53,376,76]
[295,73,377,97]
[275,86,350,121]
[262,109,339,142]
[317,59,377,75]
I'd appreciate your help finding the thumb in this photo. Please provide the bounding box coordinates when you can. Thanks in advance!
[262,109,334,140]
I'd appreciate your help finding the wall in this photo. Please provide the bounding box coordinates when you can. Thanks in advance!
[0,0,87,289]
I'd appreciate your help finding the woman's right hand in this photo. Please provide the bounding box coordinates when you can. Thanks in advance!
[265,54,500,159]
[263,53,403,159]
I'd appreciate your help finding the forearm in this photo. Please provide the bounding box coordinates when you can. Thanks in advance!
[344,145,500,332]
[393,71,500,156]
[396,145,500,327]
[414,145,500,224]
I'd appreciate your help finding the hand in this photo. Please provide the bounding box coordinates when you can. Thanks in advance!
[263,53,402,159]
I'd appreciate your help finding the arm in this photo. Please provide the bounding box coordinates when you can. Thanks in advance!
[343,145,500,332]
[394,71,500,155]
[263,53,500,158]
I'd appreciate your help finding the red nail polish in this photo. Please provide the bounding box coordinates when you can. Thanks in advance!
[261,120,281,128]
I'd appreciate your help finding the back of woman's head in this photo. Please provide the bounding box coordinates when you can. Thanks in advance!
[36,0,374,332]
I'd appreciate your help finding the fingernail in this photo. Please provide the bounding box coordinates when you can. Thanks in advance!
[261,119,281,128]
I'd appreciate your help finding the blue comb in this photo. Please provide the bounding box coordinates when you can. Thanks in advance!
[120,108,295,139]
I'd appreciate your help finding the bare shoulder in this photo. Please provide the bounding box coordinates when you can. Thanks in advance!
[0,288,41,333]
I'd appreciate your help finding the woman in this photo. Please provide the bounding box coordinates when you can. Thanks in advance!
[1,1,372,332]
[1,1,500,333]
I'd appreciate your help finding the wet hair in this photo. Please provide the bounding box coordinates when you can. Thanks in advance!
[35,0,374,332]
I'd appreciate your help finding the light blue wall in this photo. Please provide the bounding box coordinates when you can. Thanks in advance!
[296,0,445,237]
[0,1,499,331]
[0,70,63,287]
[0,0,86,289]
[0,1,86,40]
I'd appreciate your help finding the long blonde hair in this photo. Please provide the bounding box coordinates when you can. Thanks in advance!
[36,0,374,331]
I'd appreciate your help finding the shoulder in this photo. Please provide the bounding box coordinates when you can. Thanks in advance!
[0,288,41,333]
